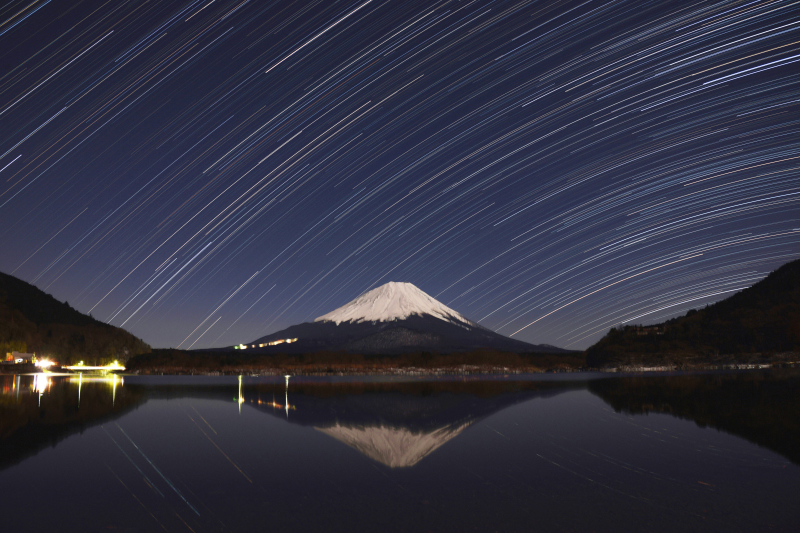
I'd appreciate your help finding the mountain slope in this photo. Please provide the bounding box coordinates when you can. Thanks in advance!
[0,271,150,365]
[239,282,569,354]
[586,257,800,367]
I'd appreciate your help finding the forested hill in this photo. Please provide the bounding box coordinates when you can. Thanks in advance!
[0,272,150,365]
[586,258,800,368]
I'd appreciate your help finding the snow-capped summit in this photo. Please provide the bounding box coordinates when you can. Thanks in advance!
[315,281,476,326]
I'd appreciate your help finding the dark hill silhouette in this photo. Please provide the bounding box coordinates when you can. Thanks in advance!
[586,257,800,368]
[0,272,150,365]
[0,272,103,327]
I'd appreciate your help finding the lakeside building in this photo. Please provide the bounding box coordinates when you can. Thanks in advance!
[4,351,36,364]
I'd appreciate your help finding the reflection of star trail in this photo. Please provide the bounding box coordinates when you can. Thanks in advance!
[0,0,797,349]
[183,404,253,483]
[105,464,169,532]
[115,423,201,516]
[103,426,164,498]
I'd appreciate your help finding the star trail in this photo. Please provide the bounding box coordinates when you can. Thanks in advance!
[0,0,798,350]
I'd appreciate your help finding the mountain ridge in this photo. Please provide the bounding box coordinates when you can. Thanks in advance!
[586,257,800,367]
[0,271,150,365]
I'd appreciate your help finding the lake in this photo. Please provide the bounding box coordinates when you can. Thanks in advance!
[1,370,798,532]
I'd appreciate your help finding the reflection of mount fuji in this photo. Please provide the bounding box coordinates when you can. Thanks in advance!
[254,380,579,467]
[317,423,472,468]
[5,373,799,472]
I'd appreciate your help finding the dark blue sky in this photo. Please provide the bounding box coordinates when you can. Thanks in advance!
[1,0,798,350]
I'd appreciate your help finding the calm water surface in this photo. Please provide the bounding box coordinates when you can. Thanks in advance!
[1,370,798,532]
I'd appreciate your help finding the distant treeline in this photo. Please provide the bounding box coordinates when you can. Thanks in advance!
[126,348,586,374]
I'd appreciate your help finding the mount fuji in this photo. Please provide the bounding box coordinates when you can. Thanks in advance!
[234,282,569,354]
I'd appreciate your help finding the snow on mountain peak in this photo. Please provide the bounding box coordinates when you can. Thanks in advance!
[315,281,476,326]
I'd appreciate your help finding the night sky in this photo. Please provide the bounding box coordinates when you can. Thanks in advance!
[1,0,798,350]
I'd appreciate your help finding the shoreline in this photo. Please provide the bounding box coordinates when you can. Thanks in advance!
[122,360,798,377]
[5,356,797,377]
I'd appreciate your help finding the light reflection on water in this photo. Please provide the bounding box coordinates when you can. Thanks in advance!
[0,371,798,532]
[0,372,123,402]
